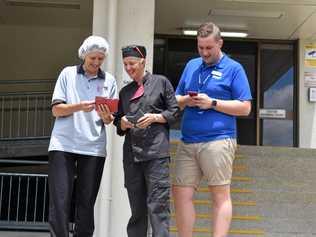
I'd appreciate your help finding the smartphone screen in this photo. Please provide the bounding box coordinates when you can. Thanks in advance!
[188,91,198,97]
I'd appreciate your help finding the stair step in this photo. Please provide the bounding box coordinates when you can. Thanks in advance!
[170,213,262,221]
[169,226,264,235]
[170,199,257,206]
[232,176,253,182]
[197,187,253,193]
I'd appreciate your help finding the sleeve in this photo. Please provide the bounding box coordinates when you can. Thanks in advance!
[113,91,128,136]
[231,64,252,101]
[161,77,180,125]
[175,63,188,96]
[51,68,68,107]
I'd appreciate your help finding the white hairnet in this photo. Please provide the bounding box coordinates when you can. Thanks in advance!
[78,35,109,60]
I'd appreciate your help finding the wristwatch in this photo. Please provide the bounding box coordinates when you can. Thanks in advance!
[211,99,217,108]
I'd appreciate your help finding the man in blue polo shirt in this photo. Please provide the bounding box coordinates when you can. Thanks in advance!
[172,22,252,237]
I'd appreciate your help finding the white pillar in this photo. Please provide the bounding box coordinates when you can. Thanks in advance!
[92,0,155,237]
[92,0,118,237]
[109,1,155,237]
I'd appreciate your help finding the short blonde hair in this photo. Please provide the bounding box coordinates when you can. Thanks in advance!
[197,22,221,41]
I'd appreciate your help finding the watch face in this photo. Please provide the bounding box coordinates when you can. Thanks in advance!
[212,100,217,107]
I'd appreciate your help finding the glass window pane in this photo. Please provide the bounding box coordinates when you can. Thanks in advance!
[262,120,293,146]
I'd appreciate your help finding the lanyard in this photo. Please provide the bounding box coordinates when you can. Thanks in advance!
[198,72,211,90]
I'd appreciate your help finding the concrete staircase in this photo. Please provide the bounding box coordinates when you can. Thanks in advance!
[169,143,316,237]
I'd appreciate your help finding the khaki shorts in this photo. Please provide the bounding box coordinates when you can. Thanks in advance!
[172,138,237,187]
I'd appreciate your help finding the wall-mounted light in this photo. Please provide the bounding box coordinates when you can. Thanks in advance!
[182,29,248,38]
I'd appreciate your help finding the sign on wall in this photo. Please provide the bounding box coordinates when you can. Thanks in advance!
[259,109,286,119]
[304,44,316,87]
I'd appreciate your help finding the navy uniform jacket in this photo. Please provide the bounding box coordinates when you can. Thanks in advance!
[114,72,179,162]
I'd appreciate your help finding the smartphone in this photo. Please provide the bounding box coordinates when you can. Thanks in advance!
[125,109,145,124]
[188,91,198,97]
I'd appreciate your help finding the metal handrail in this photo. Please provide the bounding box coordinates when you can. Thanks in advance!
[0,92,54,140]
[0,79,55,85]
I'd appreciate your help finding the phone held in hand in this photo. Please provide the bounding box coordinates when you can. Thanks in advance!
[95,96,119,113]
[126,109,145,124]
[188,91,198,97]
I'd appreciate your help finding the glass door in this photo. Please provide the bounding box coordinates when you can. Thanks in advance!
[259,43,296,146]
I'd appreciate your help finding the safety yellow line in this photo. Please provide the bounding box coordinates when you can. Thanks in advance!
[169,163,247,171]
[197,187,253,193]
[235,154,245,159]
[170,213,262,221]
[169,154,245,160]
[169,227,264,235]
[170,199,257,206]
[233,164,247,172]
[169,152,245,160]
[233,201,257,206]
[169,174,252,182]
[232,176,252,182]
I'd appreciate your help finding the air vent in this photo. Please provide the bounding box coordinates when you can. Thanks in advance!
[222,0,316,6]
[5,0,80,9]
[208,9,284,18]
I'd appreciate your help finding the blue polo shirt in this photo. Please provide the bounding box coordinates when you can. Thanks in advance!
[176,55,252,143]
[48,65,118,157]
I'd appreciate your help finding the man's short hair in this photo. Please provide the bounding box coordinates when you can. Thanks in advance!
[197,22,221,40]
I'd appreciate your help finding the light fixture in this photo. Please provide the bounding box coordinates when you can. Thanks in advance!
[182,29,248,38]
[183,29,198,36]
[221,32,248,38]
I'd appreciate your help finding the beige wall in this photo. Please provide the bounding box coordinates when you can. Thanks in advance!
[299,40,316,148]
[0,25,90,82]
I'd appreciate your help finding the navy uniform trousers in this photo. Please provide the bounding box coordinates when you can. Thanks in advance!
[123,157,170,237]
[48,151,105,237]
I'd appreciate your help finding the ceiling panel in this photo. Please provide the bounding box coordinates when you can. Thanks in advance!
[155,0,316,40]
[0,0,91,27]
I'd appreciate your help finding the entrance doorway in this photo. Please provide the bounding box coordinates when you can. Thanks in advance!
[153,36,297,146]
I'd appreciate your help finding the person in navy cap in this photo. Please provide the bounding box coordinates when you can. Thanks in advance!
[114,45,179,237]
[48,35,118,237]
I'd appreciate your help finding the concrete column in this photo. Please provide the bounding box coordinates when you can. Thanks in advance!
[109,1,155,237]
[92,0,155,237]
[92,0,118,236]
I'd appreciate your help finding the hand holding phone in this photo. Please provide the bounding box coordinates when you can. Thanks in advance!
[125,109,145,124]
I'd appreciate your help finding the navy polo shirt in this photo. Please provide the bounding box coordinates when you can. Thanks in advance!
[48,65,118,157]
[176,55,252,143]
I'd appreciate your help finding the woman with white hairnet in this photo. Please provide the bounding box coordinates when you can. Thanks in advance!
[48,35,118,237]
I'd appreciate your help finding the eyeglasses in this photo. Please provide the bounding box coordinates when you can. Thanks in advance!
[121,45,145,58]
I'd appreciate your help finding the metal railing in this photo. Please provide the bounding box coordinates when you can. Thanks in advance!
[0,92,54,140]
[0,160,49,230]
[0,80,54,229]
[0,79,55,140]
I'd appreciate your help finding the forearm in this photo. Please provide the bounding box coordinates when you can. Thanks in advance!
[52,103,82,117]
[176,95,189,110]
[214,99,251,116]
